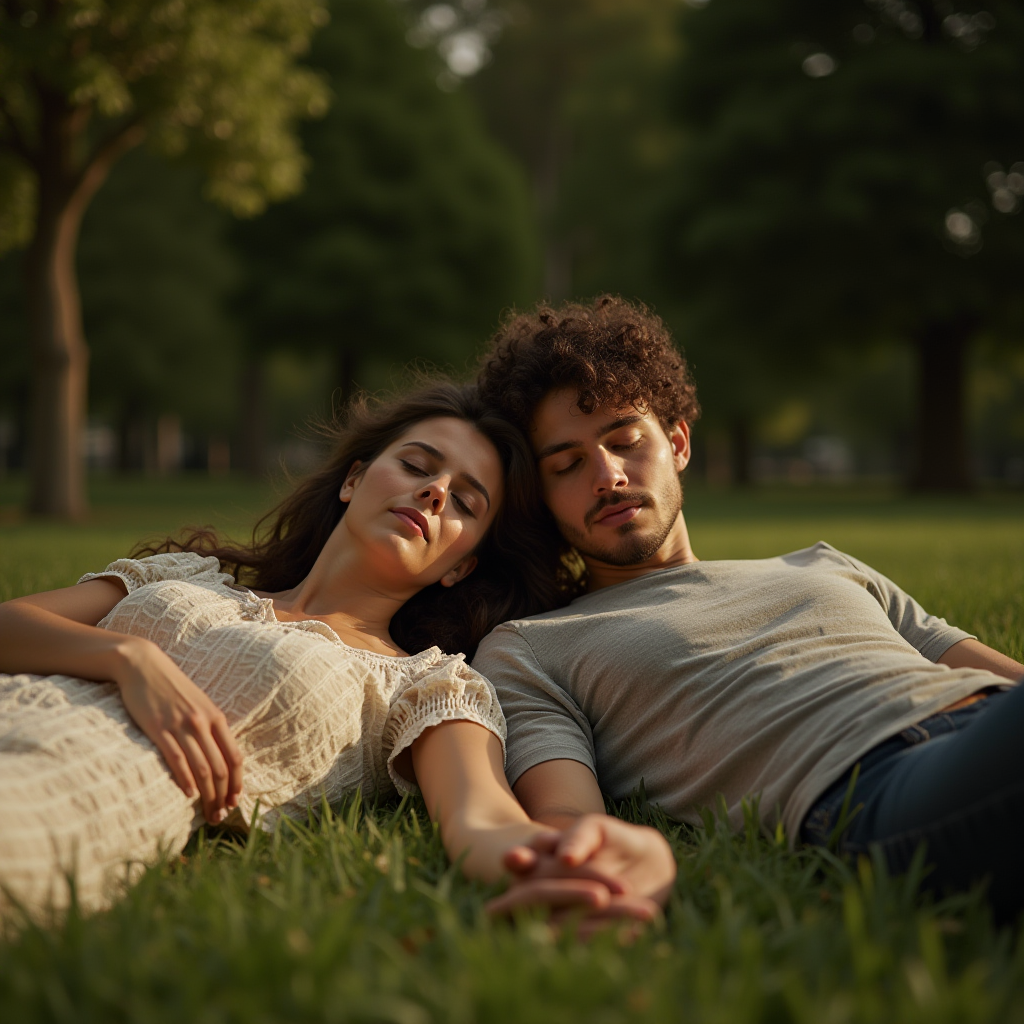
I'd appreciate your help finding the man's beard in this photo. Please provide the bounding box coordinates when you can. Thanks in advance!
[554,476,683,568]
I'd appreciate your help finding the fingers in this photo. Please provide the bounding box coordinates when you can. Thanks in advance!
[178,730,229,824]
[485,878,613,917]
[551,895,661,926]
[502,845,539,874]
[153,730,200,802]
[524,831,561,855]
[555,815,606,867]
[211,715,243,810]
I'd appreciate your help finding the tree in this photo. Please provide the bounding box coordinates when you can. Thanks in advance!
[661,0,1024,490]
[0,148,242,472]
[230,0,539,467]
[80,150,241,466]
[0,0,329,518]
[465,0,681,301]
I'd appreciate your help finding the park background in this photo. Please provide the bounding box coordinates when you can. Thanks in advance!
[2,0,1023,509]
[2,2,1024,1022]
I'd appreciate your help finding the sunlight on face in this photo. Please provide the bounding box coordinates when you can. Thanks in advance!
[340,417,504,591]
[531,390,685,567]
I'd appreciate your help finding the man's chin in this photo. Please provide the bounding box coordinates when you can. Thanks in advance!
[577,527,668,568]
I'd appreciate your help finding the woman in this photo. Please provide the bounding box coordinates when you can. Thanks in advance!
[0,383,675,920]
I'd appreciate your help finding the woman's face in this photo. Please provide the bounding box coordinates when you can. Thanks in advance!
[339,416,504,592]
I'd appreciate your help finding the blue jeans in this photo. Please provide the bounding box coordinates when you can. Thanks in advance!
[800,682,1024,923]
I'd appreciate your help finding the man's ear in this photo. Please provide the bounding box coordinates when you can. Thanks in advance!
[440,554,478,588]
[667,421,691,473]
[339,460,364,504]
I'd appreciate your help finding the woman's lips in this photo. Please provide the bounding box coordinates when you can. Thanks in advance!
[391,507,429,539]
[595,503,642,528]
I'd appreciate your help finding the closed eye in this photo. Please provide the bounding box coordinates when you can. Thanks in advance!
[553,458,582,476]
[400,459,428,476]
[452,493,475,517]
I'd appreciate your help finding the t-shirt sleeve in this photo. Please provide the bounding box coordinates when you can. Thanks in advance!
[834,547,975,661]
[78,551,231,595]
[471,624,597,787]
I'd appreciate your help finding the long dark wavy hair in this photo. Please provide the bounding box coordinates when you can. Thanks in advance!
[134,382,568,658]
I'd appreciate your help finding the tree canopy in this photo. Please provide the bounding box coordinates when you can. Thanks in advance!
[231,0,539,403]
[0,0,330,516]
[661,0,1024,488]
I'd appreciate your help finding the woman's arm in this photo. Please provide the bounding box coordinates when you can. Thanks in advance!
[410,721,675,919]
[0,581,242,821]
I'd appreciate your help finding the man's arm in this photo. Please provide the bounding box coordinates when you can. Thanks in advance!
[513,758,606,828]
[937,638,1024,681]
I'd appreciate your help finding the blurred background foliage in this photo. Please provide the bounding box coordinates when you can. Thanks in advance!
[1,0,1022,494]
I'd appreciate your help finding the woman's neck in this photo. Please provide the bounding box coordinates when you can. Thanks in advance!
[255,521,414,657]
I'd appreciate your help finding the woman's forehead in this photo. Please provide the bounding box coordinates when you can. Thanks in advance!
[391,417,503,484]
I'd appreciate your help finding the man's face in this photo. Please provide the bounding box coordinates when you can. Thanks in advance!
[530,389,690,567]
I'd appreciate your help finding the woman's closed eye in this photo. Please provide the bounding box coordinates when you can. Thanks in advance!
[400,458,428,477]
[452,493,475,517]
[400,460,476,517]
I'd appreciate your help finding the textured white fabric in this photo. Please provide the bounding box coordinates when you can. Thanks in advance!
[0,552,505,917]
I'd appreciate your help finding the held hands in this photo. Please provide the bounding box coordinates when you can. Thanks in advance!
[486,814,677,935]
[114,637,243,823]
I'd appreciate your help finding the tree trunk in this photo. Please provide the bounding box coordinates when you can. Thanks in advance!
[25,182,91,519]
[23,94,144,519]
[911,321,974,492]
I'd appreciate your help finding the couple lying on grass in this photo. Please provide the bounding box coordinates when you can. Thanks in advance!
[2,297,1022,928]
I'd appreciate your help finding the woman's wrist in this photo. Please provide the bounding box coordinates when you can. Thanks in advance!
[109,635,161,688]
[447,818,554,884]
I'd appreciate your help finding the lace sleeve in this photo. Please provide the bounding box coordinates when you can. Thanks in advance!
[78,552,231,595]
[382,656,508,794]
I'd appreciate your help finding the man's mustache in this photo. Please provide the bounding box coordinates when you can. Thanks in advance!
[584,491,653,529]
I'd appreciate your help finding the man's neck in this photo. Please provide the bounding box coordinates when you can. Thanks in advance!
[583,512,698,592]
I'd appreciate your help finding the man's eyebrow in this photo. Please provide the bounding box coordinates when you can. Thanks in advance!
[400,441,491,510]
[600,414,644,435]
[535,414,645,462]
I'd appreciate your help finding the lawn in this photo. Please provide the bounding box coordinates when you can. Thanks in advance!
[1,475,1023,1023]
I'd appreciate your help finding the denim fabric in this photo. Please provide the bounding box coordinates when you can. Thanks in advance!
[801,683,1024,923]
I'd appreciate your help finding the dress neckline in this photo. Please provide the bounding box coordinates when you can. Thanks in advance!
[240,588,442,664]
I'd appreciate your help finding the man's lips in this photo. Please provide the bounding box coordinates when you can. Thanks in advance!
[592,502,643,528]
[391,507,429,539]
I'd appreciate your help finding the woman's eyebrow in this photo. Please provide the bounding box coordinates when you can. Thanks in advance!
[400,441,491,510]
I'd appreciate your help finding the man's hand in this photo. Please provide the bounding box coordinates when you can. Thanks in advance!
[115,637,243,823]
[485,814,677,933]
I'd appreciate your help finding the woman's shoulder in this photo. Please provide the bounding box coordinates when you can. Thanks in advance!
[79,551,234,594]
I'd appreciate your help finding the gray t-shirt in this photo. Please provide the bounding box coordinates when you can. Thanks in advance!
[472,542,1005,842]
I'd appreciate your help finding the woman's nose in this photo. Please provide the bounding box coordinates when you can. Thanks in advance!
[418,475,450,511]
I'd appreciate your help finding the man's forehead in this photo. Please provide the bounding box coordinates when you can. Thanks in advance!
[530,389,652,453]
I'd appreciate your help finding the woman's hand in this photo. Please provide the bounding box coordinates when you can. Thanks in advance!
[485,814,677,932]
[115,637,243,823]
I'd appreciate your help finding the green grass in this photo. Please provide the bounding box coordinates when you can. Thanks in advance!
[2,476,1024,1023]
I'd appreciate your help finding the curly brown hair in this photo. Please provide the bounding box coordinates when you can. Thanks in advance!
[477,296,700,433]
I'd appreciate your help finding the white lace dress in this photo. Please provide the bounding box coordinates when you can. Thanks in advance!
[0,552,506,917]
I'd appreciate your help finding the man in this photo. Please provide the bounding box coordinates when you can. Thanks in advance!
[474,297,1024,920]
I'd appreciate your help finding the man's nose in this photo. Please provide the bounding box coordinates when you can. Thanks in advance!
[418,474,451,512]
[593,448,627,493]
